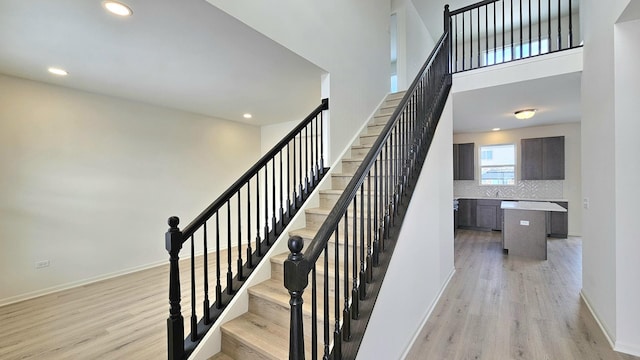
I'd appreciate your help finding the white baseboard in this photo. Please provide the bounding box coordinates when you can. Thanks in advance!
[400,266,456,359]
[580,290,615,349]
[615,342,640,357]
[0,259,168,307]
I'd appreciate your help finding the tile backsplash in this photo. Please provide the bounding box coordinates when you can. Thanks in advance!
[454,180,564,199]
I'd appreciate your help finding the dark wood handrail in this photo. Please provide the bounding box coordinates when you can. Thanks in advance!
[449,0,500,16]
[181,98,329,240]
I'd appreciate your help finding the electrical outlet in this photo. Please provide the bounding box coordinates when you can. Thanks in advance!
[35,260,50,269]
[583,198,590,209]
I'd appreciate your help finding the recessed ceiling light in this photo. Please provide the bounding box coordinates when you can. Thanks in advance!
[103,1,133,16]
[492,128,501,131]
[48,67,68,76]
[514,109,536,120]
[243,113,253,119]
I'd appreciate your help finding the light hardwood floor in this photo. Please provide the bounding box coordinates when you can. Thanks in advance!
[0,246,247,360]
[405,229,639,360]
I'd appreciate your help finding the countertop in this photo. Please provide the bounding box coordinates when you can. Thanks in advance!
[500,201,567,212]
[454,196,569,202]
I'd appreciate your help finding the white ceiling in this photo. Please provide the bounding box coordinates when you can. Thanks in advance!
[453,71,581,133]
[0,0,323,126]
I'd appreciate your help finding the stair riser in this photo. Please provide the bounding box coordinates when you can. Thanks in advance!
[372,115,390,126]
[271,260,355,293]
[221,335,272,360]
[385,98,402,107]
[377,106,395,116]
[320,194,384,212]
[366,124,385,136]
[306,212,374,232]
[341,159,363,174]
[359,135,378,146]
[351,146,373,158]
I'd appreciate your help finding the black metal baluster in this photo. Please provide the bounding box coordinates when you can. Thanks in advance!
[350,202,359,320]
[190,234,197,341]
[333,227,341,358]
[298,133,303,205]
[287,143,291,216]
[272,159,276,238]
[373,158,379,267]
[247,184,253,268]
[314,113,319,183]
[305,124,309,193]
[557,0,562,49]
[539,0,542,54]
[569,0,573,47]
[215,213,222,309]
[548,0,552,51]
[485,4,488,66]
[311,263,317,360]
[342,214,350,340]
[462,12,466,70]
[292,135,297,210]
[529,0,532,55]
[502,0,505,62]
[324,235,331,359]
[493,3,496,64]
[520,0,523,59]
[279,150,284,230]
[454,15,458,72]
[203,222,210,324]
[237,193,243,281]
[264,162,270,245]
[320,106,325,172]
[470,9,473,68]
[511,0,514,60]
[256,175,262,257]
[226,200,233,294]
[477,6,481,67]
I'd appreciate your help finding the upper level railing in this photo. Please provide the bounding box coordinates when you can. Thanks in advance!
[165,99,329,359]
[284,32,452,360]
[445,0,581,73]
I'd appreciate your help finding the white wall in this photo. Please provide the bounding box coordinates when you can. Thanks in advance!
[581,0,640,355]
[614,17,640,356]
[0,74,261,304]
[357,95,455,359]
[204,0,390,165]
[453,123,582,236]
[392,0,436,90]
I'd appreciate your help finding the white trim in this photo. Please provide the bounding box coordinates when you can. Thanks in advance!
[400,267,456,359]
[615,341,640,357]
[580,290,616,349]
[0,259,167,307]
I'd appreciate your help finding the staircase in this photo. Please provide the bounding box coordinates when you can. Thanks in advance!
[211,91,406,359]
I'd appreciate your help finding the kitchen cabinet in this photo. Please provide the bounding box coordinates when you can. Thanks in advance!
[476,199,502,230]
[548,201,568,238]
[521,136,565,180]
[457,199,476,227]
[453,143,475,180]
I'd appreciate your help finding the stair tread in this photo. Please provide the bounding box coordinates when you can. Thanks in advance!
[221,312,290,359]
[249,279,345,319]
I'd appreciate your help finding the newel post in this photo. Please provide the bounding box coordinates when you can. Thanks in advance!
[284,236,309,360]
[166,216,185,360]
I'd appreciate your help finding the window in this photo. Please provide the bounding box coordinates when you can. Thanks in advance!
[482,38,550,66]
[480,144,516,185]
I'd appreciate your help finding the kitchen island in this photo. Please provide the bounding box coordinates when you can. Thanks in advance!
[500,201,567,260]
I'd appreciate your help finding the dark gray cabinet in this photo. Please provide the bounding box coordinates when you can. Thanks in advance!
[476,199,502,230]
[457,199,476,227]
[453,143,475,180]
[521,136,565,180]
[548,201,568,238]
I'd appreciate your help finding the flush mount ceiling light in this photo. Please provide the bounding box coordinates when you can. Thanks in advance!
[48,67,68,76]
[492,127,501,131]
[103,1,133,16]
[514,109,536,120]
[243,113,253,119]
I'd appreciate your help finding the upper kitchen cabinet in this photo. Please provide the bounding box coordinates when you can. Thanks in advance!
[454,143,475,180]
[521,136,565,180]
